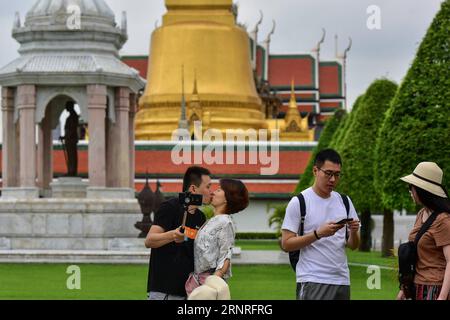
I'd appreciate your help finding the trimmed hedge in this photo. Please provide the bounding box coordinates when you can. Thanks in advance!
[329,95,365,151]
[236,233,278,240]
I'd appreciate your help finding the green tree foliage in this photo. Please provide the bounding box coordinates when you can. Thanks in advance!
[329,95,364,151]
[375,0,450,213]
[337,79,398,251]
[338,79,398,212]
[375,1,449,257]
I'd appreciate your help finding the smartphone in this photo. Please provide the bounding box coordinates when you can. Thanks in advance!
[336,218,354,225]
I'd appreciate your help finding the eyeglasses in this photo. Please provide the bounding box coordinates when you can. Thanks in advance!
[317,167,342,179]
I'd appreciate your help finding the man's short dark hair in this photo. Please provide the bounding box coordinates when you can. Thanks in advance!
[314,149,342,168]
[183,166,211,192]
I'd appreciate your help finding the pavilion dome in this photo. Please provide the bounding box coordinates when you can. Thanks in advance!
[0,0,145,93]
[25,0,116,29]
[11,0,128,56]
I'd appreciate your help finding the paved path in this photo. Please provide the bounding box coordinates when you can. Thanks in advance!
[0,250,396,270]
[0,250,290,265]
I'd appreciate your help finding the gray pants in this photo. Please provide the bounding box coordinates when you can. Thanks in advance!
[148,291,186,301]
[297,282,350,300]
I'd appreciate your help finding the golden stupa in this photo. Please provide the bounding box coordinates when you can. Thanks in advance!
[266,80,314,141]
[136,0,313,141]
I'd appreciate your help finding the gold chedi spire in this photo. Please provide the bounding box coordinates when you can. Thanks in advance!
[136,0,266,141]
[178,65,189,131]
[284,79,303,132]
[188,70,202,125]
[277,78,314,141]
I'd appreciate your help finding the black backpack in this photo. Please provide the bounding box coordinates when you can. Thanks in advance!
[398,211,440,300]
[289,192,350,271]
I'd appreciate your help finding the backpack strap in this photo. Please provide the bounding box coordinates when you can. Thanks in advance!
[414,211,440,244]
[296,193,307,236]
[339,193,350,241]
[339,193,350,218]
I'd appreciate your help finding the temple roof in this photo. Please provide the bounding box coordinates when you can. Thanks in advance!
[1,55,135,74]
[319,61,343,98]
[268,55,317,90]
[0,55,144,91]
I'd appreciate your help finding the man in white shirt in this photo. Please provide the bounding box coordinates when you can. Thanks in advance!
[282,149,361,300]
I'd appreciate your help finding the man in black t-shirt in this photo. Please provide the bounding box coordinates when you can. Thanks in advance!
[145,167,212,300]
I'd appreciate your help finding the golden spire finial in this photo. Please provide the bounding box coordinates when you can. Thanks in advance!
[193,69,198,95]
[179,64,188,127]
[289,77,297,110]
[181,64,186,112]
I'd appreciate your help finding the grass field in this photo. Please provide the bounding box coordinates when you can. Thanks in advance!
[0,247,399,300]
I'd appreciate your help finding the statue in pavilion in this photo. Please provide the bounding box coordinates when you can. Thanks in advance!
[60,101,79,177]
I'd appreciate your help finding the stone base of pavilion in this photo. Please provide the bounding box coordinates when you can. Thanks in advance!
[49,177,89,199]
[0,198,141,250]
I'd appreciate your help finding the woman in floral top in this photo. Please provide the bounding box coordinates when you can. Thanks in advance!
[186,179,249,296]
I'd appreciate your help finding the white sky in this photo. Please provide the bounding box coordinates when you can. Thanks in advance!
[0,0,444,141]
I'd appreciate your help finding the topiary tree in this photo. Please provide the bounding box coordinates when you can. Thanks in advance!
[329,95,365,152]
[374,0,450,257]
[337,79,398,252]
[295,109,347,193]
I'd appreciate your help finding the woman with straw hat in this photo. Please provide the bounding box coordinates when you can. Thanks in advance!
[397,162,450,300]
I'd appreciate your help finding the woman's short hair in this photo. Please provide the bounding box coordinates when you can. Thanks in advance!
[219,179,249,215]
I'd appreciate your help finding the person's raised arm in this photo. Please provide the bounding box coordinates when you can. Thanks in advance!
[145,225,185,249]
[346,220,361,251]
[282,223,344,252]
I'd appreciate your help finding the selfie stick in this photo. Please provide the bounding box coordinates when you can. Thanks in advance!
[180,207,187,234]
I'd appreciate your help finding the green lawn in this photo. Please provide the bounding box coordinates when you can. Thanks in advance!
[235,240,281,251]
[346,249,397,269]
[0,260,398,300]
[236,240,398,268]
[0,241,398,300]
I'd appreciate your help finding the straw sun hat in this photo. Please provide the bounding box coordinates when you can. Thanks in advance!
[400,162,448,198]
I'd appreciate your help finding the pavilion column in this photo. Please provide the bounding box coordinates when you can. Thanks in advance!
[87,85,107,188]
[106,88,131,189]
[129,93,137,189]
[105,117,117,187]
[1,87,18,188]
[15,120,21,186]
[37,114,53,192]
[115,87,131,188]
[18,85,37,188]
